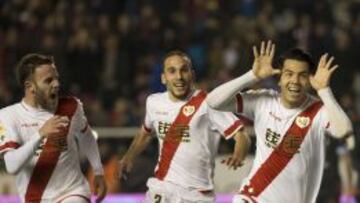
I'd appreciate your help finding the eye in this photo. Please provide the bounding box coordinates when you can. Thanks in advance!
[300,73,309,79]
[167,67,176,74]
[284,72,292,77]
[44,78,52,84]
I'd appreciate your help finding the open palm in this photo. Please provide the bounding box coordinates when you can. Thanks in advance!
[310,54,339,91]
[252,40,281,79]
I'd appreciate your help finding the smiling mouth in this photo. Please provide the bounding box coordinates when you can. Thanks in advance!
[173,83,186,88]
[287,85,301,94]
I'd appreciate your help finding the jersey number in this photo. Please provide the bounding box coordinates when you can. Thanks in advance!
[154,194,162,203]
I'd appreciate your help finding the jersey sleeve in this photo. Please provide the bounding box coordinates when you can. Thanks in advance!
[236,89,273,121]
[317,106,336,137]
[0,113,21,156]
[142,95,154,133]
[208,106,244,140]
[73,99,90,136]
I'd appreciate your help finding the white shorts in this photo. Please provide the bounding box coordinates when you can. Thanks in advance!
[56,194,90,203]
[143,178,215,203]
[232,194,258,203]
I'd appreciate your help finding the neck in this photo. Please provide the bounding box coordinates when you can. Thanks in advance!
[23,94,56,113]
[168,89,194,102]
[23,96,39,109]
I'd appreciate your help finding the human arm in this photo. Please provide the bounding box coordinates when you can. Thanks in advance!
[207,40,280,111]
[337,138,357,203]
[118,127,152,180]
[310,54,353,138]
[3,116,69,174]
[77,126,107,203]
[222,129,251,170]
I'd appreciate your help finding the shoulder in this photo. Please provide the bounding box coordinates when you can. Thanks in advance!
[146,92,167,105]
[0,103,22,126]
[244,88,278,97]
[59,96,80,105]
[0,103,22,118]
[57,96,80,116]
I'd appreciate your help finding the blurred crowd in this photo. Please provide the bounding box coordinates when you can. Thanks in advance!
[0,0,359,127]
[0,0,359,201]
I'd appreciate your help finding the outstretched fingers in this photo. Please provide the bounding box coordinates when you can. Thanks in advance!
[253,46,259,59]
[260,41,265,55]
[265,40,272,55]
[329,64,339,74]
[325,56,335,69]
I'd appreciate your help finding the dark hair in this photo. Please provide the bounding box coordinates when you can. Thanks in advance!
[163,50,192,69]
[279,48,315,74]
[16,53,54,88]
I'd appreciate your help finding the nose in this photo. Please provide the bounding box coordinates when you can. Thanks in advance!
[53,79,60,89]
[291,74,300,83]
[175,71,183,80]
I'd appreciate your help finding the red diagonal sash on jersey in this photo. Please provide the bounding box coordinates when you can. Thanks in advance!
[241,101,323,199]
[25,97,78,203]
[155,91,207,180]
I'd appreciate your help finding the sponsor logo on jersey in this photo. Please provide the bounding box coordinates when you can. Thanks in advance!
[295,116,310,129]
[282,134,301,154]
[182,105,195,117]
[265,128,281,149]
[155,111,168,115]
[269,111,282,121]
[158,121,190,142]
[21,122,39,127]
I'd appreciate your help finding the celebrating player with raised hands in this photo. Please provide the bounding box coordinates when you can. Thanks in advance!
[207,41,353,203]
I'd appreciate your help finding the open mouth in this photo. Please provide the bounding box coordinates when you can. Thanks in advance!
[50,92,58,100]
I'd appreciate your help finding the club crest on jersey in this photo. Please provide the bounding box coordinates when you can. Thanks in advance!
[295,116,310,129]
[182,105,195,117]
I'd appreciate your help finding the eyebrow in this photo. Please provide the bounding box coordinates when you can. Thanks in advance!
[283,69,309,74]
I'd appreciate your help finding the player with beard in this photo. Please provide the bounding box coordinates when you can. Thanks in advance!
[118,50,250,203]
[206,41,354,203]
[0,54,107,203]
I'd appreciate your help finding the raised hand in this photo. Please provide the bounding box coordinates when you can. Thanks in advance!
[310,54,339,91]
[252,40,281,79]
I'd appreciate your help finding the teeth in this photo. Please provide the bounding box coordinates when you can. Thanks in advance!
[174,84,184,87]
[288,86,300,92]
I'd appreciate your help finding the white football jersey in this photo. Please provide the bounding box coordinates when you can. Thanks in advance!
[235,89,332,203]
[0,97,91,202]
[144,90,243,191]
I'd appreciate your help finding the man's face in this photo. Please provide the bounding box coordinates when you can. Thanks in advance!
[31,64,60,111]
[279,59,311,108]
[161,55,194,101]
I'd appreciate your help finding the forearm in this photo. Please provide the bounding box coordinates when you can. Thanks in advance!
[4,133,43,175]
[318,88,353,138]
[338,153,354,194]
[207,71,259,111]
[79,128,104,175]
[124,128,152,161]
[232,130,251,161]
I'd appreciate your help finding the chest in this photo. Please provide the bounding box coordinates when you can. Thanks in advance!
[150,102,207,142]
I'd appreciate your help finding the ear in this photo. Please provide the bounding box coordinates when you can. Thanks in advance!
[161,73,166,85]
[25,81,35,93]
